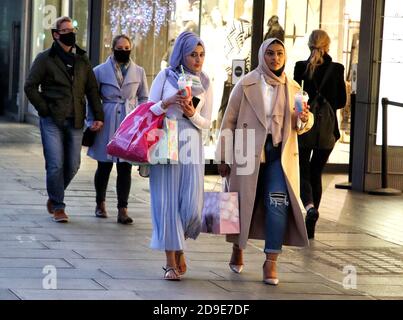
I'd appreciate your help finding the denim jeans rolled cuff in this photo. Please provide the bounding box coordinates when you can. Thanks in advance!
[264,248,283,254]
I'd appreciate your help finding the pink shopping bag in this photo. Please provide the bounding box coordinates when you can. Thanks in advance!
[106,102,165,163]
[201,179,240,235]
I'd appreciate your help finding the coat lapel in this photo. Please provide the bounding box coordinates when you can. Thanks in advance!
[243,71,267,130]
[122,63,141,87]
[282,77,300,145]
[99,57,120,90]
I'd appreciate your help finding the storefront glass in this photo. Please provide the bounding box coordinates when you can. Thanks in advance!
[31,0,64,62]
[101,0,361,164]
[29,0,88,115]
[101,0,253,159]
[264,0,361,164]
[72,0,89,50]
[30,0,89,62]
[376,0,403,147]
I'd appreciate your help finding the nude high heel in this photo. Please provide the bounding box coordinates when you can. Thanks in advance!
[263,253,279,286]
[229,244,244,274]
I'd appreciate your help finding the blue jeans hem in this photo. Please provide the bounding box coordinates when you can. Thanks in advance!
[264,249,283,254]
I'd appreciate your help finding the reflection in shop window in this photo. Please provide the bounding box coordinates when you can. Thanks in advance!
[102,0,178,85]
[200,0,253,158]
[31,0,63,61]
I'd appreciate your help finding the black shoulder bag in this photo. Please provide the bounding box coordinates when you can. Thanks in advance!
[299,64,337,149]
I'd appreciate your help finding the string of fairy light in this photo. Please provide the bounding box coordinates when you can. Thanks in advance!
[108,0,176,38]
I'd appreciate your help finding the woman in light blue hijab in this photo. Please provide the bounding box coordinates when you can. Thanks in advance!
[165,31,210,96]
[148,31,213,281]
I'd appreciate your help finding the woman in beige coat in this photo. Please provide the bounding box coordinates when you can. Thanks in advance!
[217,38,313,285]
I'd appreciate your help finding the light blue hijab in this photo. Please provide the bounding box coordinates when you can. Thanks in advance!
[167,31,210,96]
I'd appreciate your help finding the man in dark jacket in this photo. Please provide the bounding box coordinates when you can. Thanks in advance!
[24,16,104,223]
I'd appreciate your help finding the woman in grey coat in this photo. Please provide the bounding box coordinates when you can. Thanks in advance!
[87,35,149,224]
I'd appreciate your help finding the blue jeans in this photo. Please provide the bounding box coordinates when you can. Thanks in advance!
[40,117,83,210]
[262,137,289,254]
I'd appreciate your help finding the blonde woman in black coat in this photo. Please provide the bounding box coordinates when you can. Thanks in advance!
[294,30,347,239]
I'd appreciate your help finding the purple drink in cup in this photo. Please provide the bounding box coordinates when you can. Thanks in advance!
[295,91,309,114]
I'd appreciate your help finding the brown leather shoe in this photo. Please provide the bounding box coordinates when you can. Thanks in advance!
[117,208,133,225]
[53,209,69,223]
[95,202,108,218]
[47,199,54,215]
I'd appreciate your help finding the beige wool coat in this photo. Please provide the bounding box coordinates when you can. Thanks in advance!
[216,69,314,249]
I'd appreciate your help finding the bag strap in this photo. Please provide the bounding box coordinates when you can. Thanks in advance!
[159,69,169,101]
[314,63,334,95]
[210,177,230,192]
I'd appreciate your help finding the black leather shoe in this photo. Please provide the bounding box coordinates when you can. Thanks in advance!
[305,208,319,239]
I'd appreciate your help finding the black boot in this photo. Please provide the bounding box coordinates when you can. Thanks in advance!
[95,202,108,218]
[305,208,319,239]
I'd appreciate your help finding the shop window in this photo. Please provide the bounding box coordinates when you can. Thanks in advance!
[30,0,88,60]
[200,0,253,158]
[71,0,89,50]
[101,0,254,160]
[376,0,403,147]
[269,0,361,164]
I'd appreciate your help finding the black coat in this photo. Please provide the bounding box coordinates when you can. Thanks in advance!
[294,54,347,143]
[24,42,104,129]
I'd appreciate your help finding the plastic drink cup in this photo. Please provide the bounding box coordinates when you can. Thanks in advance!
[178,75,192,98]
[295,91,309,114]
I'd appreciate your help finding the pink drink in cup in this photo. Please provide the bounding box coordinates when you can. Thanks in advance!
[295,91,309,114]
[178,66,192,98]
[178,75,192,97]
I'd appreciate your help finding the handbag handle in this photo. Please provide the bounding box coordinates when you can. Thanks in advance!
[210,177,230,192]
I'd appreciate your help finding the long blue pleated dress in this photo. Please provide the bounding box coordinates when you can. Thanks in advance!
[148,69,213,251]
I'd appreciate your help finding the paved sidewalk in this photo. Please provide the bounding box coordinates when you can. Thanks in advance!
[1,118,403,300]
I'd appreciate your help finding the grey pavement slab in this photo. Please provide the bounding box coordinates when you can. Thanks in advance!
[0,249,83,259]
[0,234,57,241]
[0,289,20,300]
[0,241,47,249]
[2,118,403,300]
[356,285,403,297]
[45,234,149,243]
[0,268,112,279]
[0,258,74,268]
[96,279,228,294]
[0,278,104,290]
[11,289,141,300]
[211,280,346,295]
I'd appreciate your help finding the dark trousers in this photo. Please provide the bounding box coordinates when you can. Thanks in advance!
[299,147,333,209]
[94,161,132,209]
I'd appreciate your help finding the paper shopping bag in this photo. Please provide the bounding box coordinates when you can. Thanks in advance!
[201,191,240,235]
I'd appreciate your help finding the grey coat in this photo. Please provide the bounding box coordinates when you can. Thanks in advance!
[87,57,149,162]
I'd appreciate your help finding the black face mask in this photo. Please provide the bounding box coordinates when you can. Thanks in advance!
[58,32,76,47]
[114,50,131,63]
[271,65,285,77]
